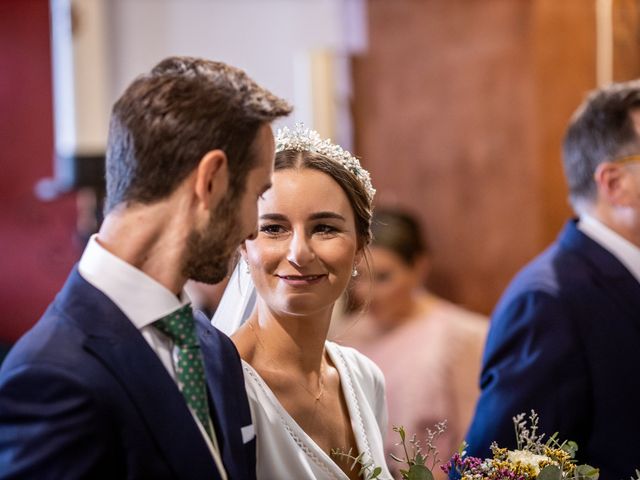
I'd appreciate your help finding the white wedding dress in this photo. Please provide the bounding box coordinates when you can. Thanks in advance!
[242,341,393,480]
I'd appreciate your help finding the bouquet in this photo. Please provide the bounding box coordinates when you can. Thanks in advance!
[334,410,640,480]
[442,411,599,480]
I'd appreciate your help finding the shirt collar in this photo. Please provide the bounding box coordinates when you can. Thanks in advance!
[578,214,640,284]
[78,234,190,329]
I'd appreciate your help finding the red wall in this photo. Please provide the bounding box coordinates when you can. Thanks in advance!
[0,0,80,343]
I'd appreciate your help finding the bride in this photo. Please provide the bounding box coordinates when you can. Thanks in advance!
[228,124,391,479]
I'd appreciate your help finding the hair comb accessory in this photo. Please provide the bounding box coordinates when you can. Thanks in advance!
[275,122,376,202]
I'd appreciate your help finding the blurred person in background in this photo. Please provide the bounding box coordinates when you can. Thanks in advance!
[186,278,231,319]
[465,80,640,479]
[333,208,487,476]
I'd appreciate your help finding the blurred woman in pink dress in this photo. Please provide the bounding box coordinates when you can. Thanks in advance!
[332,209,488,477]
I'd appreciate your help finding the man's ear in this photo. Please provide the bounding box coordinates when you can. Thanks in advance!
[194,149,229,210]
[594,162,629,206]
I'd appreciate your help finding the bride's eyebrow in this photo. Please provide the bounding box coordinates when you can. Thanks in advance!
[308,212,346,222]
[259,213,287,221]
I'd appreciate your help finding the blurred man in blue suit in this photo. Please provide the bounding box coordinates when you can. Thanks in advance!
[466,81,640,478]
[0,56,291,479]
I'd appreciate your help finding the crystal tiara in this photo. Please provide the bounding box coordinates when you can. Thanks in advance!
[274,123,376,202]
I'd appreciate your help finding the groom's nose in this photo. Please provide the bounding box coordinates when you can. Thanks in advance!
[245,226,258,241]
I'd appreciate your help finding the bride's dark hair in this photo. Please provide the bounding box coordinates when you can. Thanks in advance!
[274,149,373,249]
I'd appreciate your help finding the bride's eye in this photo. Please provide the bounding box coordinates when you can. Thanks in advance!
[314,224,339,236]
[259,224,286,236]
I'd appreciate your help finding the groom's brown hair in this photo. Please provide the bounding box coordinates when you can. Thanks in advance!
[104,56,291,213]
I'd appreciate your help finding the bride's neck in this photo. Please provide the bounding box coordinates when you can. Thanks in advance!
[249,301,333,374]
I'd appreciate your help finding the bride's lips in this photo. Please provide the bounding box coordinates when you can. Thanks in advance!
[276,274,327,286]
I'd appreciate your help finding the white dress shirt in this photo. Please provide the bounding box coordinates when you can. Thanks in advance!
[78,235,227,480]
[578,214,640,284]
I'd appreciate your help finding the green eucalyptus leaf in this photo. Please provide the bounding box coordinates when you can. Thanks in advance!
[561,440,579,458]
[538,465,562,480]
[414,452,426,466]
[545,432,559,447]
[574,464,599,480]
[371,466,382,479]
[407,464,433,480]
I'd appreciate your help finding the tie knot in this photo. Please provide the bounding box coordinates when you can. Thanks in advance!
[154,304,197,348]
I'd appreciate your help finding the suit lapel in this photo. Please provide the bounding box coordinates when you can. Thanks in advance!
[195,313,245,479]
[561,221,640,321]
[60,269,221,480]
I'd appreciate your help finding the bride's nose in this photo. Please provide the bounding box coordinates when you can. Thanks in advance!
[286,231,315,267]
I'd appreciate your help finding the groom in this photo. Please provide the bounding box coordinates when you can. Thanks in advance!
[0,56,291,479]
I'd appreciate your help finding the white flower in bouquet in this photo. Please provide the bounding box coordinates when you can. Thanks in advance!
[506,450,555,475]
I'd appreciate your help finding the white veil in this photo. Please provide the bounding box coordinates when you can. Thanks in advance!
[211,260,257,335]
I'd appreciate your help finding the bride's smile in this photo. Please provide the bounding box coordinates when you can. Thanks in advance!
[276,273,327,286]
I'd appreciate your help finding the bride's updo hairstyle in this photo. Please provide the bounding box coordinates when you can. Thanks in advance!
[274,125,375,250]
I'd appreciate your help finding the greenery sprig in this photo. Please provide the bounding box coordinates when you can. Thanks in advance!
[332,420,446,480]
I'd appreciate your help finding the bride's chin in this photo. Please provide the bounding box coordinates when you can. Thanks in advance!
[271,299,335,319]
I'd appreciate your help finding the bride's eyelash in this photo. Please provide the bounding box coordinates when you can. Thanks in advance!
[259,224,286,235]
[258,223,341,236]
[314,224,340,235]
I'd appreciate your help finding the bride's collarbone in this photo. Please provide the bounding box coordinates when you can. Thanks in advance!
[258,365,359,457]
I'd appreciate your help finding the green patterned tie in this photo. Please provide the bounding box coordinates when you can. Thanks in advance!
[154,304,213,441]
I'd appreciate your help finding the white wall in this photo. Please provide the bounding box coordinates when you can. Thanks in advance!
[52,0,367,162]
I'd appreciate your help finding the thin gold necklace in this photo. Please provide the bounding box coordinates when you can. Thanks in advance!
[247,320,326,401]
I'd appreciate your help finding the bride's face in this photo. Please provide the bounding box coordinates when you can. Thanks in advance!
[243,167,360,317]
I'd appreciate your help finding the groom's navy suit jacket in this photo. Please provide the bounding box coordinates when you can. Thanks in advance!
[465,220,640,479]
[0,267,256,479]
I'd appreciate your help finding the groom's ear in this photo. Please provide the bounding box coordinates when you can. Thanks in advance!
[194,149,229,210]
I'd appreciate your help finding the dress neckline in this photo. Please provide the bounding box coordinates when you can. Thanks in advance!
[242,341,373,480]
